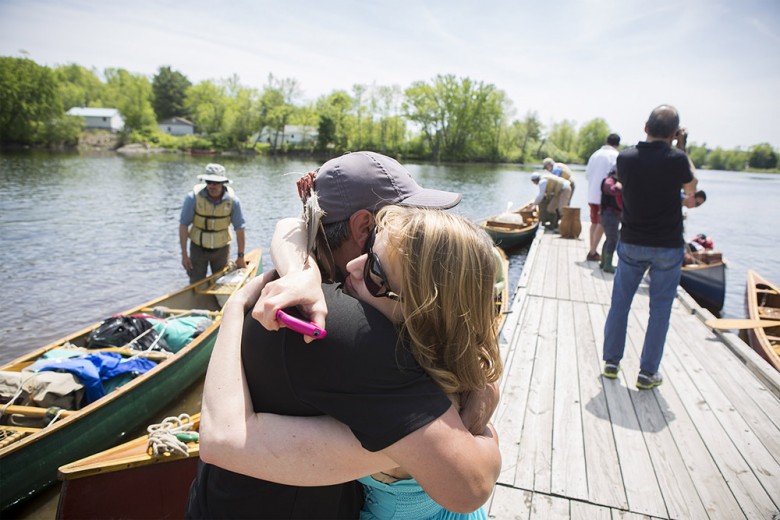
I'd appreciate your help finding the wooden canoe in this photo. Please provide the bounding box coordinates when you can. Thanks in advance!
[0,250,260,512]
[479,202,539,251]
[493,246,510,332]
[56,414,201,519]
[680,250,726,313]
[745,270,780,372]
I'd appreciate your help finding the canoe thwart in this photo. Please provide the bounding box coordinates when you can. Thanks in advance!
[705,318,780,330]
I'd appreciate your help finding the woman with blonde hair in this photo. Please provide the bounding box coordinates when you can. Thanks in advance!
[345,205,502,519]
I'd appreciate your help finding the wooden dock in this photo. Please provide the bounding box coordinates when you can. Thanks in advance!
[486,225,780,519]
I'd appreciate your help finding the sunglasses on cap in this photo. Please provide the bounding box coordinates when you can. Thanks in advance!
[363,228,399,301]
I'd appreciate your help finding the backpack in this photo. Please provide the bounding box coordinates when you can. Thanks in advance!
[86,315,159,350]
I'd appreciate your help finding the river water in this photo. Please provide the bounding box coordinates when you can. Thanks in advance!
[2,152,780,364]
[1,151,779,516]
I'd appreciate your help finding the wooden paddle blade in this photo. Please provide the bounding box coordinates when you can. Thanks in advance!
[705,318,780,330]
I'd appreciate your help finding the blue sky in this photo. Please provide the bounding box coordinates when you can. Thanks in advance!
[2,0,779,149]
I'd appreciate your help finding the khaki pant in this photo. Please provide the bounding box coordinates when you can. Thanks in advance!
[547,185,572,214]
[189,244,230,283]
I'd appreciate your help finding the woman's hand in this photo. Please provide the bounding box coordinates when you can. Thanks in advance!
[251,268,327,344]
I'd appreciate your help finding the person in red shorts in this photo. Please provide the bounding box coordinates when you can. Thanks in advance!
[584,133,620,261]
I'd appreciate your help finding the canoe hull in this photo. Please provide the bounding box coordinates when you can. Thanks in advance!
[745,270,780,372]
[0,250,260,511]
[480,203,539,251]
[57,456,197,519]
[680,260,726,313]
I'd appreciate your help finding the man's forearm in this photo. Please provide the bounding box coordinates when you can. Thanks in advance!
[179,224,189,255]
[235,228,246,255]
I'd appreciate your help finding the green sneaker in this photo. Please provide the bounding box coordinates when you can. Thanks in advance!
[636,371,663,389]
[602,363,620,379]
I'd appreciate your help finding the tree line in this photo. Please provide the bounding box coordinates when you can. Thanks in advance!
[1,56,777,170]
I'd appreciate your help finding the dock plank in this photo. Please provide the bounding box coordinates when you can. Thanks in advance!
[495,296,543,486]
[581,302,628,509]
[551,299,587,500]
[514,298,556,493]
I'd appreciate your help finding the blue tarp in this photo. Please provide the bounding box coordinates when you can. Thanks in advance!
[27,352,156,404]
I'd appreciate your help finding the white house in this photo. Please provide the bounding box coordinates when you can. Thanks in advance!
[158,117,195,136]
[66,107,125,132]
[255,125,318,146]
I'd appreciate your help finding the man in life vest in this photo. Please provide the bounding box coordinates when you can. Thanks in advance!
[531,171,572,231]
[179,163,246,283]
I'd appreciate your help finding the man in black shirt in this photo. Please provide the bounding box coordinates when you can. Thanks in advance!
[602,106,698,390]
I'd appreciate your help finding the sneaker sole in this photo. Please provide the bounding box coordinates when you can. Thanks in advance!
[602,367,620,379]
[636,380,662,389]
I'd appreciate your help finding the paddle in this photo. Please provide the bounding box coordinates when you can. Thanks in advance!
[705,318,780,330]
[0,404,76,418]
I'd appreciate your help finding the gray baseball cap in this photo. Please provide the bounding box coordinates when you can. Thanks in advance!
[313,151,462,224]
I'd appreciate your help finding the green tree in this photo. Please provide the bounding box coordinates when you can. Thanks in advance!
[152,66,192,121]
[577,118,610,161]
[375,85,405,154]
[185,80,228,137]
[725,149,748,171]
[102,68,156,134]
[687,144,708,169]
[54,63,104,110]
[256,75,301,153]
[748,143,778,169]
[706,147,727,170]
[316,90,352,153]
[404,74,507,161]
[545,120,579,163]
[223,82,260,150]
[0,57,63,144]
[508,112,544,163]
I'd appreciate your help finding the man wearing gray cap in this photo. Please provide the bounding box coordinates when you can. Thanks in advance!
[179,163,246,283]
[256,151,461,331]
[187,152,500,519]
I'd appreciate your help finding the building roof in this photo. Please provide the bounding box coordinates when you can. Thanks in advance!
[67,107,121,118]
[159,117,195,126]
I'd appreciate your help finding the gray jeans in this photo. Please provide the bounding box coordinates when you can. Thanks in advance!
[600,210,621,255]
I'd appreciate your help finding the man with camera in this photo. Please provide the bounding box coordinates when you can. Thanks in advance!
[601,105,698,390]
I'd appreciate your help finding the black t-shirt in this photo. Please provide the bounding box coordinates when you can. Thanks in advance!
[186,284,451,519]
[617,141,693,248]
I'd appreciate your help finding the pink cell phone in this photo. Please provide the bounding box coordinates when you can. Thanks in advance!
[276,309,327,339]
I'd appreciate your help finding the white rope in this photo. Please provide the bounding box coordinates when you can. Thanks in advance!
[146,413,196,456]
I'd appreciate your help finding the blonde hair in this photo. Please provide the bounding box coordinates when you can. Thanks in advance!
[375,206,503,395]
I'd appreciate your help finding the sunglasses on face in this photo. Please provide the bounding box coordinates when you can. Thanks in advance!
[363,228,400,301]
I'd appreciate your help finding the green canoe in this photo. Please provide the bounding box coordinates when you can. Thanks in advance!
[0,249,261,511]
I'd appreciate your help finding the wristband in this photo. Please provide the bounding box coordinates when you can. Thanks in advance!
[237,252,244,258]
